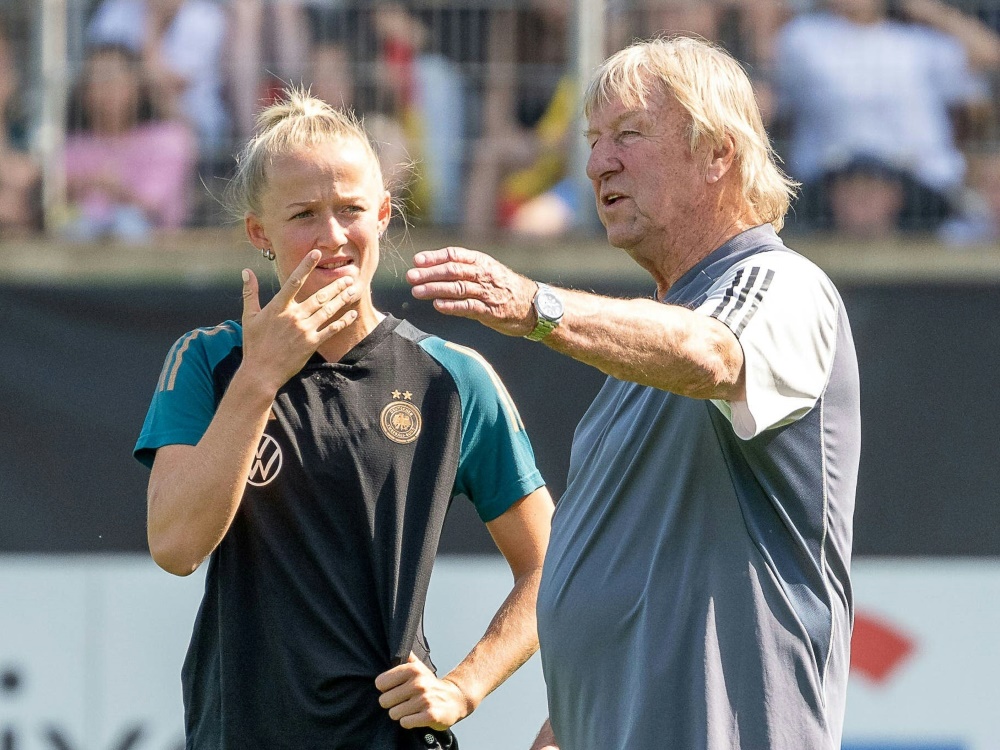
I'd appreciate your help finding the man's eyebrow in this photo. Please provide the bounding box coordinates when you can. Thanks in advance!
[584,110,645,138]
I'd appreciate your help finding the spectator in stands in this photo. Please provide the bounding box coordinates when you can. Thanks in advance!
[774,0,1000,232]
[0,18,41,237]
[369,2,466,226]
[226,1,467,226]
[62,44,197,241]
[606,0,788,76]
[87,0,229,154]
[825,155,907,239]
[464,0,576,236]
[940,148,1000,245]
[304,39,411,196]
[228,0,310,140]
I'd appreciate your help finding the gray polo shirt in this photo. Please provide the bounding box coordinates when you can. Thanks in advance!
[536,225,860,750]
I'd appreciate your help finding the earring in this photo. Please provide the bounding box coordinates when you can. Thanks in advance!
[260,247,275,261]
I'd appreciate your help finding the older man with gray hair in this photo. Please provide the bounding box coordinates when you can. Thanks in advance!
[408,36,860,750]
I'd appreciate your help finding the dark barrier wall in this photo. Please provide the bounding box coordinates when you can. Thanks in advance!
[1,280,998,556]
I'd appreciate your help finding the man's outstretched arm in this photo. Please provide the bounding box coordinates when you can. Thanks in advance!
[407,247,744,402]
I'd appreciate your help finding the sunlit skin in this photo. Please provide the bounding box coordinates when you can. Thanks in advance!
[585,84,754,296]
[245,136,391,361]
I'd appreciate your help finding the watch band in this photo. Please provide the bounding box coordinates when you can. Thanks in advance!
[525,283,564,342]
[525,315,559,342]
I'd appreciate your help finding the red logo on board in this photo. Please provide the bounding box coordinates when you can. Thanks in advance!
[850,612,916,684]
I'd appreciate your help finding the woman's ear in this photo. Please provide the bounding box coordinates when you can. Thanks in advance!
[378,190,392,234]
[245,212,269,250]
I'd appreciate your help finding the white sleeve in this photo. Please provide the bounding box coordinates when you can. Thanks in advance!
[86,0,141,48]
[696,252,840,440]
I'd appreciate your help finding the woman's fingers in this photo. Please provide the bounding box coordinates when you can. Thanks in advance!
[300,275,356,317]
[310,282,361,332]
[272,249,321,307]
[248,251,361,359]
[316,308,360,343]
[241,268,261,322]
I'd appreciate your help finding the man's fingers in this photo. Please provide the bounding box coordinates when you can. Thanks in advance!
[432,298,489,319]
[273,249,321,305]
[394,703,432,727]
[410,279,486,302]
[241,269,261,319]
[412,246,478,268]
[406,260,481,288]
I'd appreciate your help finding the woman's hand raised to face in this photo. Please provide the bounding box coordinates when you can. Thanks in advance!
[240,249,360,394]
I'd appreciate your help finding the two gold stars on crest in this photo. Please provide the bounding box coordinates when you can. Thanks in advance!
[391,389,413,401]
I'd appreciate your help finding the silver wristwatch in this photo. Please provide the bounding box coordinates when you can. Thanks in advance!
[525,283,564,342]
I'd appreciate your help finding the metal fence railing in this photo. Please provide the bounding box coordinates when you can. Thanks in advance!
[1,0,999,245]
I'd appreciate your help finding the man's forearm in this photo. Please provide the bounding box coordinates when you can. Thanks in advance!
[545,289,744,401]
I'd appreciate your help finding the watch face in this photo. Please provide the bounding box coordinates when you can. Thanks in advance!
[537,290,564,319]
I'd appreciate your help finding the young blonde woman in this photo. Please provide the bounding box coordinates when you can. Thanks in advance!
[134,89,553,749]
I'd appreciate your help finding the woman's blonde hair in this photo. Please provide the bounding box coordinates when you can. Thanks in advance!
[224,86,385,219]
[584,36,797,231]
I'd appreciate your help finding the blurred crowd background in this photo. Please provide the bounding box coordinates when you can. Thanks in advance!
[1,0,1000,247]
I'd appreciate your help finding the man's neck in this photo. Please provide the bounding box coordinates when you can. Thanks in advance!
[637,215,760,299]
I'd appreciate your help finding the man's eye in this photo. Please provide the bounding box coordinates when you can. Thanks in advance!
[291,210,312,219]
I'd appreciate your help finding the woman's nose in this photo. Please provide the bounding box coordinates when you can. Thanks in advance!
[319,215,348,247]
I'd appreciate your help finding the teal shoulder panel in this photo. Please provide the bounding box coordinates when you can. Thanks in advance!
[133,320,242,468]
[419,336,544,522]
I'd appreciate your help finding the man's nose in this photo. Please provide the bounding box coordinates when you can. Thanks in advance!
[586,138,619,182]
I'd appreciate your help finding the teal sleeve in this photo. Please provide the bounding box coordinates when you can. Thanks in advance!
[132,321,242,468]
[420,337,545,522]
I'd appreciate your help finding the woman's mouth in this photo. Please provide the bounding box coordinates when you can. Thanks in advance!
[317,257,354,272]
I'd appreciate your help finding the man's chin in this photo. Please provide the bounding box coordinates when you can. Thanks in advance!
[604,226,638,251]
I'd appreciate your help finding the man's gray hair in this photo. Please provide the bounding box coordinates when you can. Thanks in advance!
[584,36,797,231]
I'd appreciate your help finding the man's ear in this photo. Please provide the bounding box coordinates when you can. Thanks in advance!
[245,212,269,250]
[705,134,737,185]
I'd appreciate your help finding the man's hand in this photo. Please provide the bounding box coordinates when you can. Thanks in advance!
[407,247,539,338]
[375,653,473,730]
